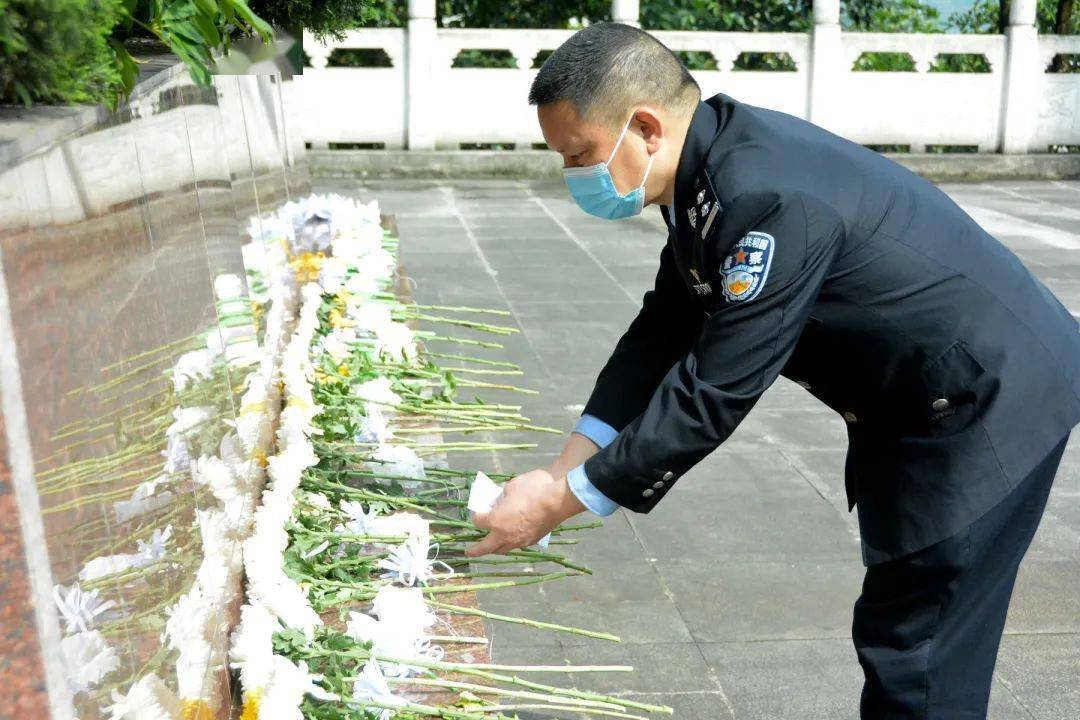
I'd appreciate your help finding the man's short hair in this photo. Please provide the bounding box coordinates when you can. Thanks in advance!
[528,22,701,128]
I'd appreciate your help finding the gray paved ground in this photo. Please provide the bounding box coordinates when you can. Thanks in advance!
[316,177,1080,719]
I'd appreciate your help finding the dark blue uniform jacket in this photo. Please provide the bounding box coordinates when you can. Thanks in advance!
[581,92,1080,564]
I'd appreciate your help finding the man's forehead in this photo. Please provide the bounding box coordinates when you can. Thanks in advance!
[539,102,605,152]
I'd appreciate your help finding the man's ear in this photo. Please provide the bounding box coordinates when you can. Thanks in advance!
[633,106,665,153]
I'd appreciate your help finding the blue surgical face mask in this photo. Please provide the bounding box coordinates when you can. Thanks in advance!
[562,114,655,220]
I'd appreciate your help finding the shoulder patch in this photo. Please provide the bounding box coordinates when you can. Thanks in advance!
[720,231,774,304]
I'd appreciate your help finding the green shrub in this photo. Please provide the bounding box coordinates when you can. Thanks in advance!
[0,0,126,106]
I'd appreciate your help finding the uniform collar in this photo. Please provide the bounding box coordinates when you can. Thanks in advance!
[673,95,727,213]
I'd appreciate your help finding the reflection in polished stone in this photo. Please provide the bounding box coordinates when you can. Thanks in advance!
[0,64,301,719]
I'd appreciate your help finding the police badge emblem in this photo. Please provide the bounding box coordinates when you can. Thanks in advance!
[721,231,774,303]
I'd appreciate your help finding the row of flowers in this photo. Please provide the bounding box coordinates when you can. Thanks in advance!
[43,190,671,719]
[45,209,298,717]
[225,194,673,719]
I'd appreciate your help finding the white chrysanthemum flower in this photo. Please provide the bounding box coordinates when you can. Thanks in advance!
[113,475,174,523]
[248,213,294,246]
[345,607,442,678]
[344,271,380,298]
[242,525,322,638]
[318,326,357,363]
[164,585,216,655]
[231,406,273,458]
[172,349,216,393]
[161,434,191,477]
[104,673,183,720]
[218,430,249,475]
[350,661,405,720]
[231,602,278,687]
[374,321,416,362]
[367,444,426,487]
[318,256,351,294]
[377,534,452,587]
[354,404,393,444]
[214,273,245,301]
[332,222,383,260]
[163,405,213,476]
[353,377,401,409]
[137,525,173,561]
[305,491,331,510]
[196,508,242,576]
[206,324,257,359]
[79,552,149,582]
[369,513,429,544]
[371,586,437,630]
[192,454,241,505]
[259,656,338,720]
[335,500,380,535]
[53,584,116,634]
[349,301,393,334]
[61,630,120,694]
[241,240,268,274]
[168,406,214,437]
[79,527,172,582]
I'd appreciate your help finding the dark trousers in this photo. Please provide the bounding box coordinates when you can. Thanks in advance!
[852,434,1069,719]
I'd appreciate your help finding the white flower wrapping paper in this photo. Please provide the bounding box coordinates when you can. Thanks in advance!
[469,471,551,549]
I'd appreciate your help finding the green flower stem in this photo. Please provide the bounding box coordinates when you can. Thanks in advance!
[50,388,170,436]
[301,480,468,526]
[442,570,558,580]
[552,520,604,532]
[439,367,523,377]
[426,599,620,642]
[98,334,201,374]
[424,352,520,369]
[340,696,514,720]
[425,635,487,644]
[380,661,673,715]
[392,424,524,435]
[43,476,159,515]
[39,461,161,496]
[389,658,632,674]
[37,439,160,485]
[118,370,175,396]
[383,676,631,715]
[403,313,518,336]
[455,704,648,720]
[452,379,539,395]
[302,571,576,598]
[406,303,512,317]
[425,334,504,350]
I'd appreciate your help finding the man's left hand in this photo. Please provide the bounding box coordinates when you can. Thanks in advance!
[466,468,586,557]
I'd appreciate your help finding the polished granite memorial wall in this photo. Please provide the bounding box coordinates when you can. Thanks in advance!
[0,66,309,719]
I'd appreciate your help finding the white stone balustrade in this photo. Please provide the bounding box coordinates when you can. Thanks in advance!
[290,0,1080,153]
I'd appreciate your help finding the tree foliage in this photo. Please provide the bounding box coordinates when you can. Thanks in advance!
[0,0,125,106]
[3,0,1076,106]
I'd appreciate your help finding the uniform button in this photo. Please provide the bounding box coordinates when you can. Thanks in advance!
[796,380,811,390]
[662,471,675,481]
[931,397,950,412]
[652,481,665,489]
[843,411,858,423]
[642,488,655,498]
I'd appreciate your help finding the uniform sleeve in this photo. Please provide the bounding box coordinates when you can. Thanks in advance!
[581,231,705,432]
[582,189,846,512]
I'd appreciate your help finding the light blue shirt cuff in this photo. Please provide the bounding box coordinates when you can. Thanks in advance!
[572,414,619,449]
[567,464,619,517]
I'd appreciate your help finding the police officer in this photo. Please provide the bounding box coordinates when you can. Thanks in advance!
[466,22,1080,719]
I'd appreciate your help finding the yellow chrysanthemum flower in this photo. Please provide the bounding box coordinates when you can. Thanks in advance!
[289,251,326,283]
[181,699,215,720]
[240,690,262,720]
